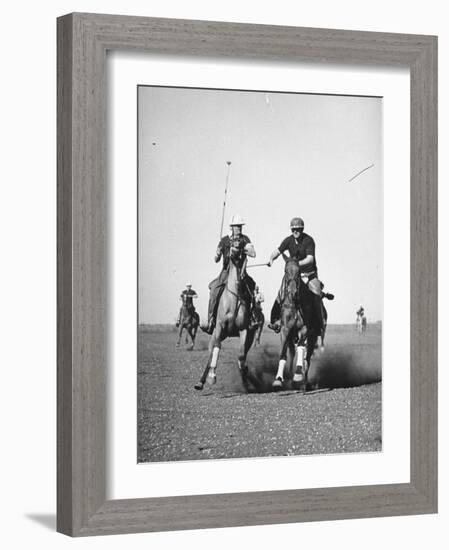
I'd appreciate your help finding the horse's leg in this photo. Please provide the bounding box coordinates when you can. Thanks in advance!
[237,329,251,390]
[186,326,195,350]
[273,328,289,389]
[194,327,222,390]
[303,330,318,391]
[194,347,213,390]
[206,325,224,385]
[191,318,198,348]
[293,327,307,387]
[176,325,183,347]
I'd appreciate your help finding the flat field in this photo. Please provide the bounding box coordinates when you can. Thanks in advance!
[138,324,382,462]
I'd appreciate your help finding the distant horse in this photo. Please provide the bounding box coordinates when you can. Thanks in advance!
[253,307,265,347]
[194,247,257,390]
[176,303,199,350]
[356,313,367,334]
[272,258,321,391]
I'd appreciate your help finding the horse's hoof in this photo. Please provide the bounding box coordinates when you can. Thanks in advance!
[176,343,180,348]
[293,373,304,383]
[194,382,204,390]
[272,377,283,389]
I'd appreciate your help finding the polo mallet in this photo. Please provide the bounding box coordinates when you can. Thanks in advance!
[246,262,269,269]
[219,161,232,239]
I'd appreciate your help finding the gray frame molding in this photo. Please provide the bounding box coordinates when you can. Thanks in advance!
[57,12,437,536]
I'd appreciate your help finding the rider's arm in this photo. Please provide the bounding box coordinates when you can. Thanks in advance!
[298,255,314,268]
[268,248,281,266]
[214,238,224,263]
[300,237,315,269]
[244,243,256,258]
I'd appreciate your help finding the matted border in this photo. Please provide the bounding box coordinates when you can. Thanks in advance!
[57,12,437,536]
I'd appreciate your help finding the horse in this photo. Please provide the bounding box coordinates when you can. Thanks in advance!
[176,303,199,350]
[272,258,321,391]
[356,313,367,334]
[194,247,257,390]
[253,307,265,347]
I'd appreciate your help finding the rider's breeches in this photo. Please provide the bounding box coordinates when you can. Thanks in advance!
[307,276,323,296]
[207,271,227,321]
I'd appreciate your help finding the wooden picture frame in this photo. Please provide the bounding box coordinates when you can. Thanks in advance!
[57,12,437,536]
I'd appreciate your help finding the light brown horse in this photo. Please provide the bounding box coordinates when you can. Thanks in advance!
[194,248,257,390]
[272,258,320,391]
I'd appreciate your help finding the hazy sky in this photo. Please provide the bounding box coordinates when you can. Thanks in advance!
[138,86,382,324]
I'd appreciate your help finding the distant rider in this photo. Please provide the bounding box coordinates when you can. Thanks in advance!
[175,283,198,327]
[201,214,257,335]
[356,305,365,321]
[267,217,334,333]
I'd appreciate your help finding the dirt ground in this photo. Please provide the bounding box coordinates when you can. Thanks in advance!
[138,324,382,462]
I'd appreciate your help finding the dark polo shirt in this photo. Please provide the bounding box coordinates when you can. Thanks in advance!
[180,289,197,307]
[278,232,317,274]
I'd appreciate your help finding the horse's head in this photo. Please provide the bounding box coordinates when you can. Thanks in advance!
[228,237,247,276]
[284,257,300,280]
[283,258,301,304]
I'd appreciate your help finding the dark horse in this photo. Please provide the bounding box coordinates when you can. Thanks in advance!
[194,247,257,390]
[176,302,199,350]
[272,258,321,391]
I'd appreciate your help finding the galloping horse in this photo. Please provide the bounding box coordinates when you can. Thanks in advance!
[272,258,321,391]
[194,247,257,390]
[176,303,199,350]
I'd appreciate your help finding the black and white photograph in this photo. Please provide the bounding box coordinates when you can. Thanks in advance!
[138,85,383,463]
[2,0,442,545]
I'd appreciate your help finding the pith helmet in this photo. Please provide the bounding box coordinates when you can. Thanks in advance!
[229,214,245,226]
[290,217,305,229]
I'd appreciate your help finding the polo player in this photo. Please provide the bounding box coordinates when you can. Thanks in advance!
[175,283,198,327]
[201,214,257,335]
[267,217,334,333]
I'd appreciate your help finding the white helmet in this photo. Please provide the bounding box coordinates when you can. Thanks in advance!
[229,214,245,226]
[186,283,192,287]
